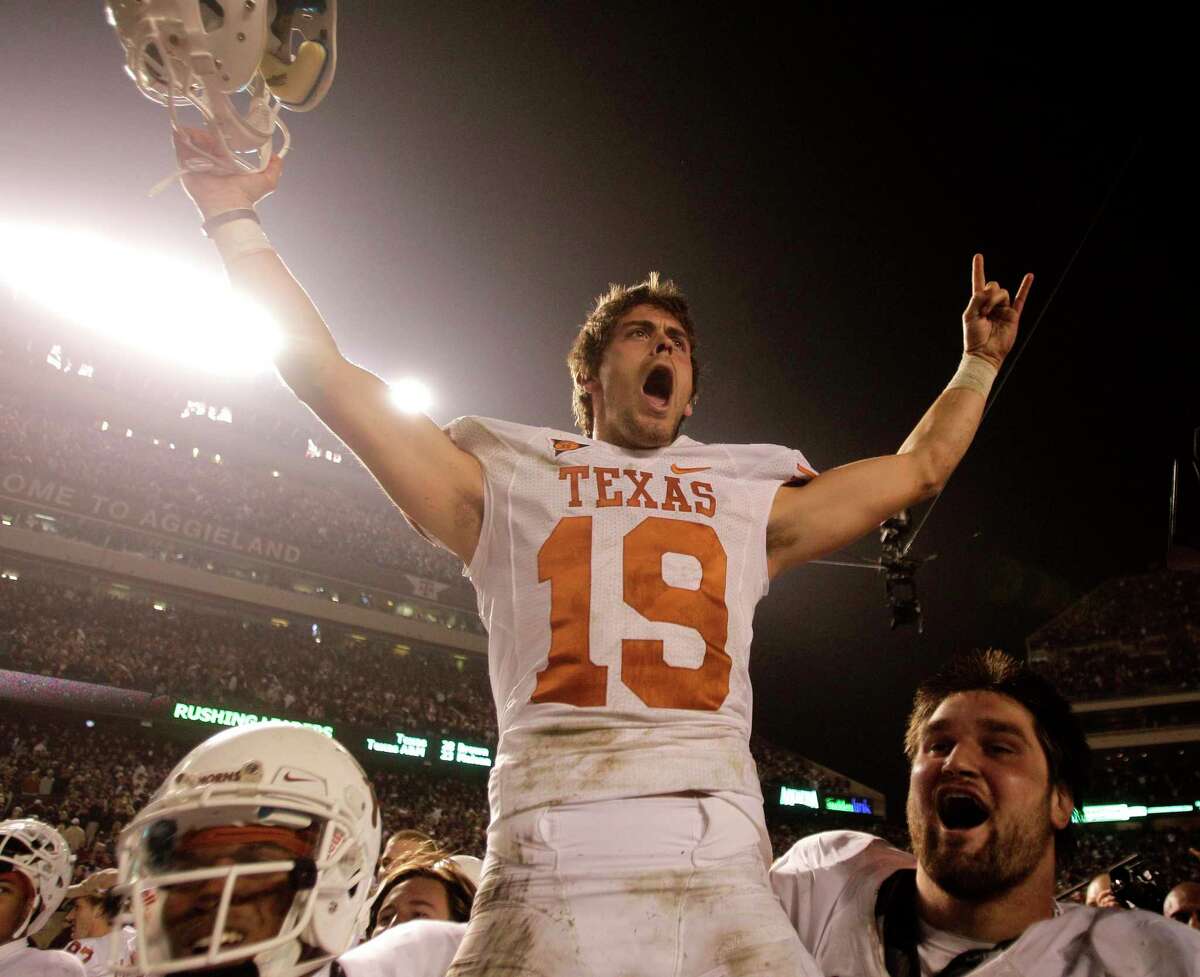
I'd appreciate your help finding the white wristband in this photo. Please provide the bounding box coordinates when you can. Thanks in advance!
[945,354,998,399]
[210,218,275,265]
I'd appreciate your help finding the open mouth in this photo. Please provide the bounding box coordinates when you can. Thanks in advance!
[642,365,674,411]
[936,792,990,831]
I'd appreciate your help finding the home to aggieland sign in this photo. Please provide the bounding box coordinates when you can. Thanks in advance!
[0,466,301,564]
[1,464,458,605]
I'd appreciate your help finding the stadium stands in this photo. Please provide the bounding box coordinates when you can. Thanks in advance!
[0,711,879,880]
[0,574,495,739]
[1026,567,1200,899]
[0,389,481,622]
[1028,569,1200,700]
[1089,744,1200,805]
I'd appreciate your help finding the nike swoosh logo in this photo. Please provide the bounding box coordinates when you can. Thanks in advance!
[670,464,711,475]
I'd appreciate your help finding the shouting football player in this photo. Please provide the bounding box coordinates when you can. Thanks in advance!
[164,107,1033,972]
[770,650,1200,975]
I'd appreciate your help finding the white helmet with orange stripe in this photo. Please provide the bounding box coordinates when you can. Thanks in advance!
[114,722,380,976]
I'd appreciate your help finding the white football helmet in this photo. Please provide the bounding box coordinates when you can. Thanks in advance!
[105,0,337,175]
[0,819,73,942]
[114,723,381,976]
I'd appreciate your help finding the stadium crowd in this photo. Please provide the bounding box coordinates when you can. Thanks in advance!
[0,575,854,798]
[0,576,494,739]
[1089,744,1200,806]
[4,712,1197,924]
[1030,639,1199,701]
[750,733,855,794]
[1028,569,1200,700]
[1029,570,1200,649]
[0,715,491,876]
[0,713,864,878]
[1061,825,1199,906]
[0,394,476,607]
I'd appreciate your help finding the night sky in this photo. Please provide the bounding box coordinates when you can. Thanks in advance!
[3,5,1181,813]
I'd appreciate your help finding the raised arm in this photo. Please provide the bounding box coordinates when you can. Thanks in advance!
[766,254,1033,577]
[175,131,484,563]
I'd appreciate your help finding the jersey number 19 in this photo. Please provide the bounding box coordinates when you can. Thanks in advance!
[531,515,731,711]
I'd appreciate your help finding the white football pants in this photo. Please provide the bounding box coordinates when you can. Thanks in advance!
[445,793,821,977]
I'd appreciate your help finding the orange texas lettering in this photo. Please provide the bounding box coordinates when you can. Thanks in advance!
[557,465,716,518]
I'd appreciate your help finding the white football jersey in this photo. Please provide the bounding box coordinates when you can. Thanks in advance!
[337,920,467,977]
[0,940,87,977]
[769,830,1200,976]
[449,417,812,834]
[63,935,117,977]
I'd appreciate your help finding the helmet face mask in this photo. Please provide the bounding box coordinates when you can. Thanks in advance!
[0,819,73,943]
[105,0,337,175]
[115,725,380,977]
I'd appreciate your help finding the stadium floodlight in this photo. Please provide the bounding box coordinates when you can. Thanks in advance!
[389,376,434,415]
[0,221,280,377]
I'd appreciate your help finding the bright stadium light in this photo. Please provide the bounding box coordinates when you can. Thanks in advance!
[389,377,433,414]
[0,221,281,377]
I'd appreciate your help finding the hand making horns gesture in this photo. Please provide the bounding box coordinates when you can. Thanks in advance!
[963,253,1034,369]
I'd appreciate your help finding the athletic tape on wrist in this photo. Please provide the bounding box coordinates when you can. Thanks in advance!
[210,218,275,264]
[945,354,998,398]
[201,208,259,237]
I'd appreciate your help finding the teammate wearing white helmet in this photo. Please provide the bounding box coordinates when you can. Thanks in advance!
[0,818,86,977]
[113,722,381,977]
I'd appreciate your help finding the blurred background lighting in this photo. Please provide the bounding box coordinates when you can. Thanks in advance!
[0,221,281,377]
[389,377,434,414]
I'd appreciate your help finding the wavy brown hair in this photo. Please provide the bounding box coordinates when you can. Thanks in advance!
[566,272,700,436]
[367,847,477,935]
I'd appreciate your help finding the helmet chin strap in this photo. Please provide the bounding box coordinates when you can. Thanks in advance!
[253,935,309,977]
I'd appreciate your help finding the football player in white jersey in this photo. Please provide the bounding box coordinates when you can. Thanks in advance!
[0,819,86,977]
[770,650,1200,975]
[170,121,1031,975]
[112,723,380,977]
[63,869,132,976]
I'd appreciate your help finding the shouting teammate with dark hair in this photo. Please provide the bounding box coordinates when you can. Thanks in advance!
[771,650,1200,976]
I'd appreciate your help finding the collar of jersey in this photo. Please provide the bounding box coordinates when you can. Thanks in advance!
[585,433,702,460]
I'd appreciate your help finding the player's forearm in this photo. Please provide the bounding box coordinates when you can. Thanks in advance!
[897,355,996,497]
[186,158,346,403]
[221,247,344,402]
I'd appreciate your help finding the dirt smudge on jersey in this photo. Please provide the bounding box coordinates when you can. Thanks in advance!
[450,860,586,976]
[510,726,627,801]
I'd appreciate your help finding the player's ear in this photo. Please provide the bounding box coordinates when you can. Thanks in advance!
[1049,784,1073,831]
[683,401,693,418]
